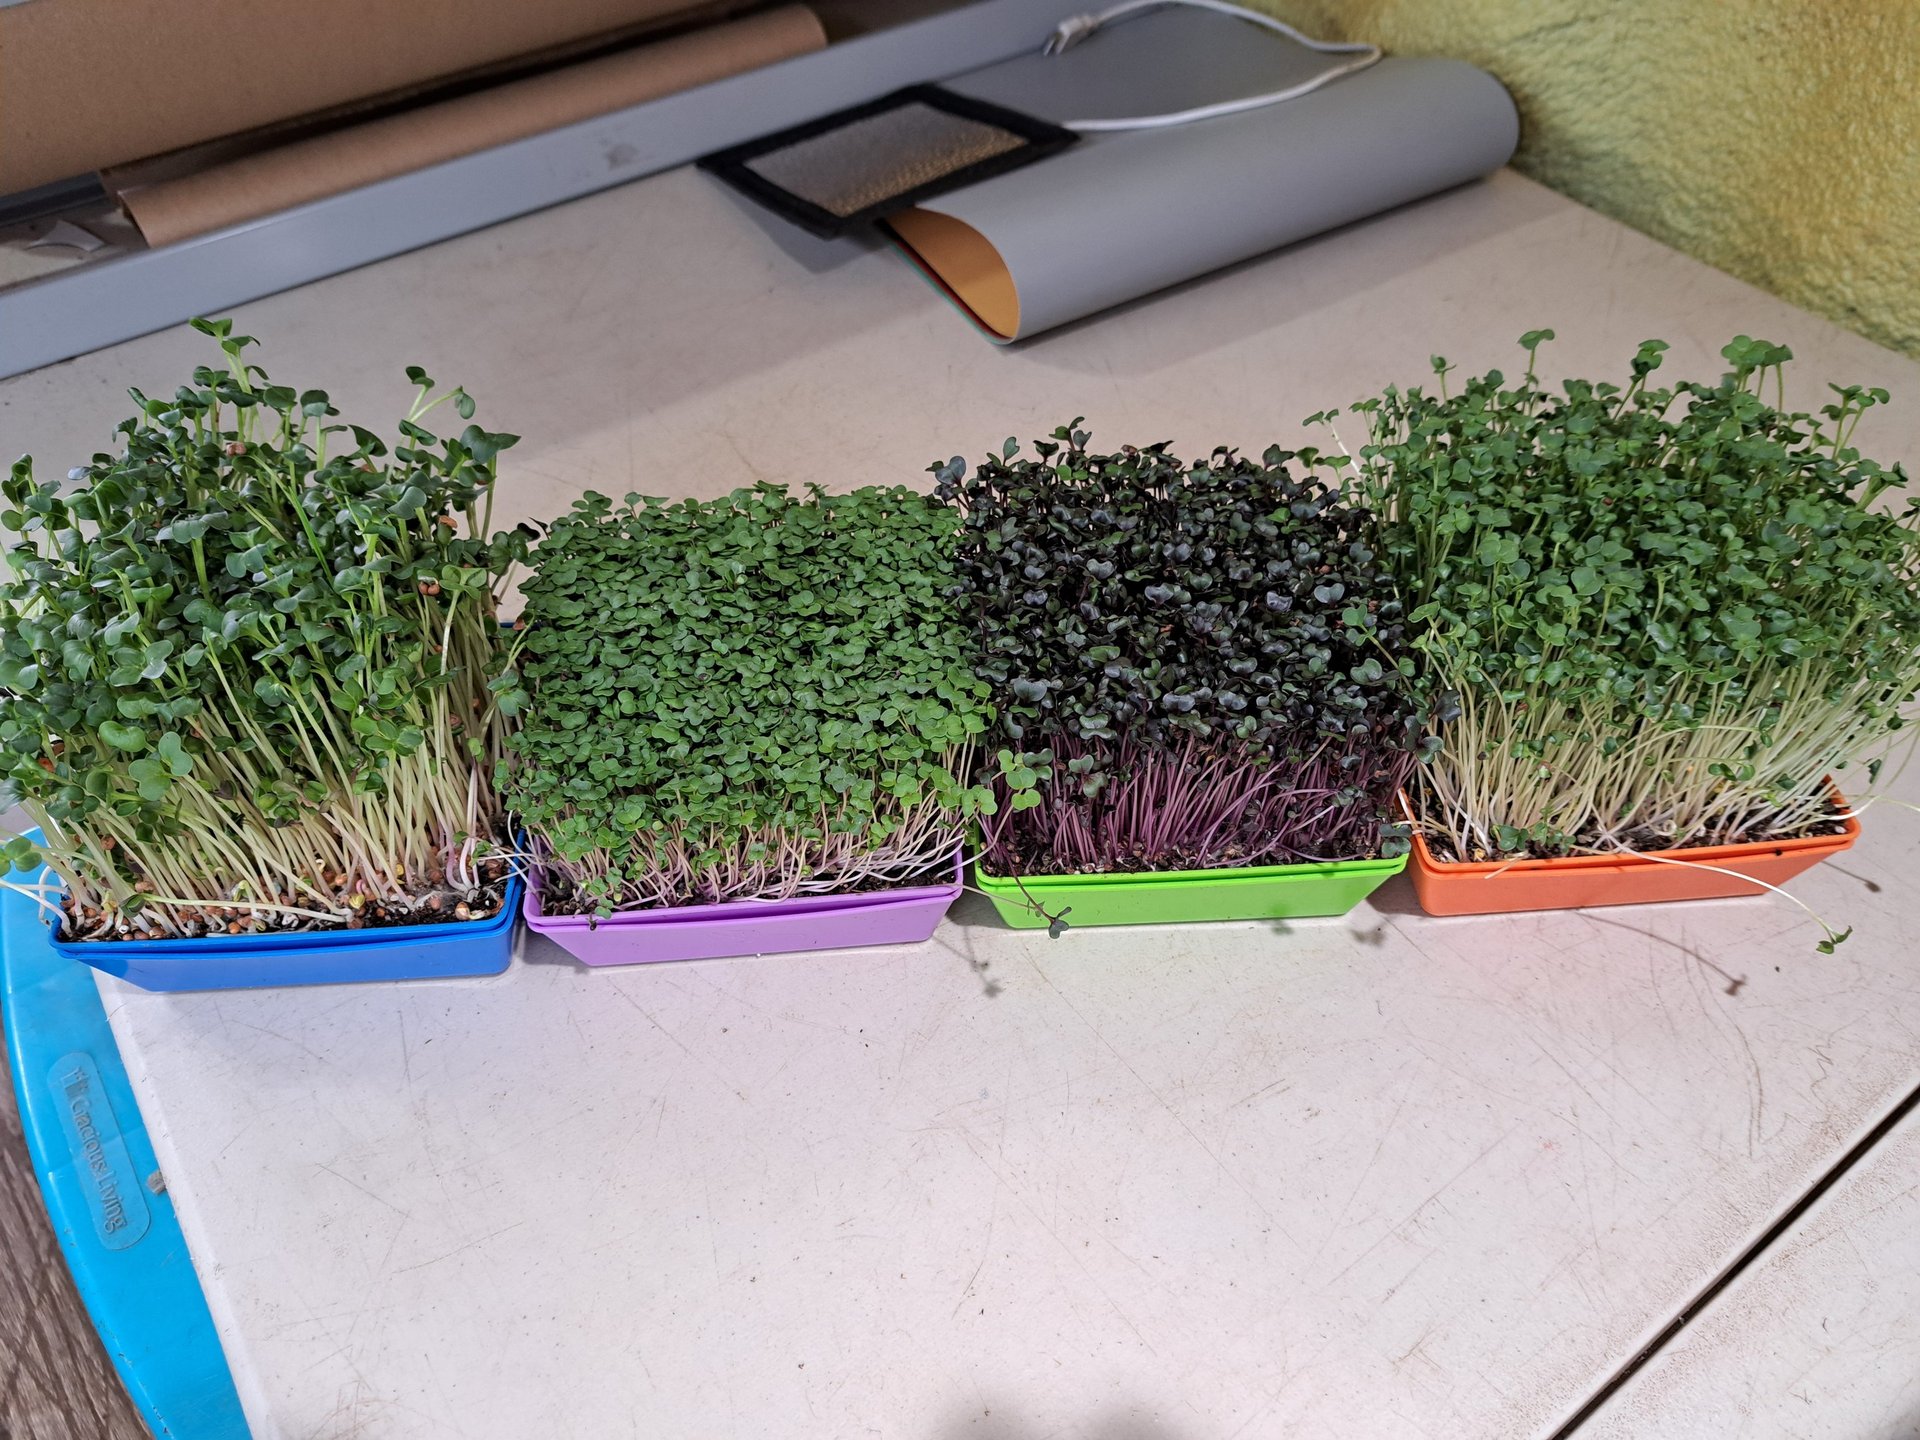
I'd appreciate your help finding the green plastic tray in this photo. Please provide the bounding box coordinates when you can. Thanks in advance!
[973,852,1409,928]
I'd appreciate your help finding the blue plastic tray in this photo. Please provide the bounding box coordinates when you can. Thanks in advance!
[37,865,520,993]
[3,853,252,1438]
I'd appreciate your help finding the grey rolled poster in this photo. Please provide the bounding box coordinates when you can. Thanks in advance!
[888,13,1519,341]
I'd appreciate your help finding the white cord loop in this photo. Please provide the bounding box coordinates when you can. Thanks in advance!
[1043,12,1106,55]
[1043,0,1383,131]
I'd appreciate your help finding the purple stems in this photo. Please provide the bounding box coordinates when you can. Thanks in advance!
[980,734,1416,876]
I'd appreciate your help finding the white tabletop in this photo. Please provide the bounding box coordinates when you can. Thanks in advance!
[1584,1105,1920,1438]
[5,165,1919,1440]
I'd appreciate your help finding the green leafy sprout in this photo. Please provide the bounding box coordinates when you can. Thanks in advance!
[0,319,528,938]
[507,483,995,915]
[1315,333,1920,910]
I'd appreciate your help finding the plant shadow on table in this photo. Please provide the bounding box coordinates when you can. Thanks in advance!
[1357,872,1423,918]
[1367,875,1782,995]
[1877,1400,1920,1439]
[516,926,583,969]
[938,890,1390,998]
[708,177,886,275]
[935,891,1011,996]
[513,892,1386,992]
[1576,909,1759,995]
[932,1403,1197,1440]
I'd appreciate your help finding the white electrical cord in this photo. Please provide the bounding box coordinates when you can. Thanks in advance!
[1043,0,1382,131]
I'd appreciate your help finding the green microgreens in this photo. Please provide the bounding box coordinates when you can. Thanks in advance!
[0,319,528,939]
[506,483,995,914]
[1315,333,1920,886]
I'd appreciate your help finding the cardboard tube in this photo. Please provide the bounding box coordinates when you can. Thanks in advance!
[115,6,826,248]
[0,0,746,195]
[0,0,771,194]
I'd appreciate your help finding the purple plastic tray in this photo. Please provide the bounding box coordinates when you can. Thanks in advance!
[523,851,963,965]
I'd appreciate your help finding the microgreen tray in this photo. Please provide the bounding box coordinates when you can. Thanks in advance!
[39,859,521,993]
[524,851,963,965]
[972,852,1407,929]
[1404,782,1861,917]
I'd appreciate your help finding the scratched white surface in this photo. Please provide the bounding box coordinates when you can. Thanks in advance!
[2,165,1918,1439]
[1585,1107,1920,1440]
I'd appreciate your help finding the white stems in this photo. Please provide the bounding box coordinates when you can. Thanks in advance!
[533,749,977,914]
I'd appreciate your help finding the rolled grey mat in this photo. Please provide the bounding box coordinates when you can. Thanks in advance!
[887,9,1518,341]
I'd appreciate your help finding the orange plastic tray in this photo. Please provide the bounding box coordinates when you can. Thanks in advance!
[1405,785,1861,917]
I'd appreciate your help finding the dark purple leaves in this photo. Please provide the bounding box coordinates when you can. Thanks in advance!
[932,423,1431,874]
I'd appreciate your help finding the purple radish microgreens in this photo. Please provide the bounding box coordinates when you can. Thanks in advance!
[932,422,1432,881]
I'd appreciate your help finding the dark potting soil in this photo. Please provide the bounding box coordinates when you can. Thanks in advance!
[539,860,954,919]
[1426,802,1851,866]
[56,860,516,943]
[985,838,1386,878]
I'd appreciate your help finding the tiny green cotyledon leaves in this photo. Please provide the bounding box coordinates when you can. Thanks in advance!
[507,483,995,915]
[1312,334,1920,929]
[932,423,1434,879]
[0,318,527,939]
